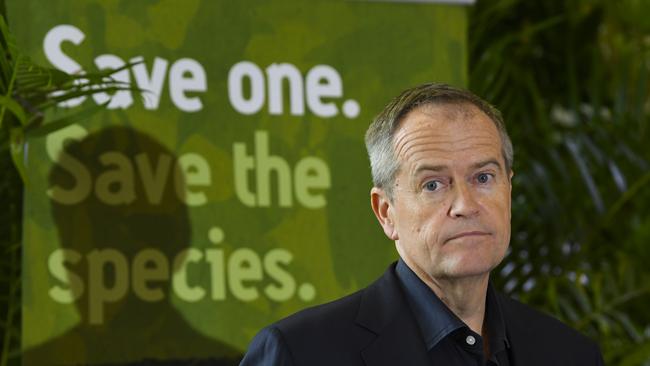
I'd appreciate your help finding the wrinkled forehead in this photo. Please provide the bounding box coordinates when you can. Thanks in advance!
[392,103,504,168]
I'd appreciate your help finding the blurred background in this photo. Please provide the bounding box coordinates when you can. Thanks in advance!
[1,0,649,365]
[471,1,650,364]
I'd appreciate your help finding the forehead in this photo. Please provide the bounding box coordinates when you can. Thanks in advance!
[392,103,503,168]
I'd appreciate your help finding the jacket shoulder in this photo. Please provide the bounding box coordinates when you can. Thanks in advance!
[276,288,365,336]
[498,293,603,365]
[267,288,374,365]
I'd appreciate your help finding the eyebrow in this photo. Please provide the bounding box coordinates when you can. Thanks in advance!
[471,159,503,171]
[413,158,503,175]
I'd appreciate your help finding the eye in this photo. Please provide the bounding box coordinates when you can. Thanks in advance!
[476,173,492,184]
[424,180,439,191]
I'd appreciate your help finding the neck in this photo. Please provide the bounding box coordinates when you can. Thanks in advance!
[406,261,490,335]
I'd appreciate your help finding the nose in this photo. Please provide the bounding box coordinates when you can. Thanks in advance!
[448,182,480,218]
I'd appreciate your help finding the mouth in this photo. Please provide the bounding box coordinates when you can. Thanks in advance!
[445,231,491,243]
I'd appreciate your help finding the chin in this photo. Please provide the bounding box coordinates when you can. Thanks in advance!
[436,255,503,279]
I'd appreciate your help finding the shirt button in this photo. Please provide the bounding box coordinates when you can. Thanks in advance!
[465,335,476,345]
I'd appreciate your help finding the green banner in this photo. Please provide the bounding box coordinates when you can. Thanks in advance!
[8,0,468,364]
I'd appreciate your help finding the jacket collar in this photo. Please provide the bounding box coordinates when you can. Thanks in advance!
[355,262,431,366]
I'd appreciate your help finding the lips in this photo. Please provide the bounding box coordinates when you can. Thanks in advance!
[445,231,491,243]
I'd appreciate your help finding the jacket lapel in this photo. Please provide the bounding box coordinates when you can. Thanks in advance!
[356,264,431,366]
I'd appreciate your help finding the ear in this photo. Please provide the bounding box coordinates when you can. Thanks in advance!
[370,187,399,240]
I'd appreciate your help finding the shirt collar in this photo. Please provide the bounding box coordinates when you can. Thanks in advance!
[395,259,464,349]
[395,259,509,352]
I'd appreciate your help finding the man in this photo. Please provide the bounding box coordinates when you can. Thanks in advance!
[240,83,604,365]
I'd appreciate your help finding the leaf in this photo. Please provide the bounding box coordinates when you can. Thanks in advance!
[610,310,643,342]
[0,94,27,127]
[619,341,650,366]
[558,297,580,323]
[25,101,109,138]
[0,15,16,85]
[605,171,650,224]
[8,127,27,184]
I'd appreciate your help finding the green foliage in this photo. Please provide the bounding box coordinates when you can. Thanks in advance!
[0,154,20,366]
[0,15,136,182]
[470,0,650,364]
[0,11,138,366]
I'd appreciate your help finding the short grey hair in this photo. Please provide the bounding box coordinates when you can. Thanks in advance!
[364,83,513,198]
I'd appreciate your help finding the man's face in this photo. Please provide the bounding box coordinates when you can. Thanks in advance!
[373,103,512,281]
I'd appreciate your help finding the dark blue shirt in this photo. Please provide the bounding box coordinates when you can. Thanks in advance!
[395,259,511,365]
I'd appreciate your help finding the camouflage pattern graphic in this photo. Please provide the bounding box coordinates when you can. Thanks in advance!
[8,0,468,364]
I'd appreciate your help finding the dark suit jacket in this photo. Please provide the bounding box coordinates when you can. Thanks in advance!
[242,263,604,366]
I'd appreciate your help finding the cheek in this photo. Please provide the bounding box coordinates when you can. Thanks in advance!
[394,200,424,230]
[484,193,512,236]
[484,185,511,212]
[417,216,445,250]
[398,206,441,245]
